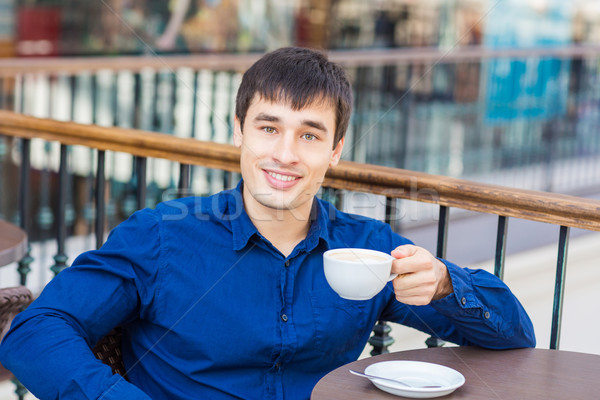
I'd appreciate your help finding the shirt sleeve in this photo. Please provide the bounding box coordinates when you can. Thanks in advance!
[0,209,161,399]
[381,258,536,349]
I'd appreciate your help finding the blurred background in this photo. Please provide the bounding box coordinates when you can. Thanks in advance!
[0,0,600,372]
[1,0,599,55]
[2,0,599,242]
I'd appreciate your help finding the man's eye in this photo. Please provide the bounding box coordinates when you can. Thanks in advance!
[263,127,276,134]
[302,133,317,141]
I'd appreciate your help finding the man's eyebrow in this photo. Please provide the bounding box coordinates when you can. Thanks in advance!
[253,113,328,133]
[254,113,279,122]
[302,119,328,133]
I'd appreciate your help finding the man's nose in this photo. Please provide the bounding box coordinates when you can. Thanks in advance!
[272,134,299,165]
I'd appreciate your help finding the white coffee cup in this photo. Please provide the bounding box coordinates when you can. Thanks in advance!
[323,248,397,300]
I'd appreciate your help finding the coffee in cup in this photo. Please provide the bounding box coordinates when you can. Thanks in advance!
[323,248,397,300]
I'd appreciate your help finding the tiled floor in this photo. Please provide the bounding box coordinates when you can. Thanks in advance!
[2,231,599,399]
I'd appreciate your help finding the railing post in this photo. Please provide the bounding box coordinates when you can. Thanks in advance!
[95,150,106,249]
[425,337,446,348]
[11,377,27,400]
[223,171,233,191]
[17,138,33,285]
[436,205,449,259]
[368,321,395,356]
[550,225,570,350]
[135,156,147,210]
[427,205,450,348]
[494,215,509,280]
[179,164,191,193]
[14,137,33,400]
[51,144,69,276]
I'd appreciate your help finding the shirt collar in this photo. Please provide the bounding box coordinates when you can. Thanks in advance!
[304,197,332,252]
[228,180,333,252]
[229,181,260,251]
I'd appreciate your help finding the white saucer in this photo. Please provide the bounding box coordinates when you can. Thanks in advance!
[363,360,465,398]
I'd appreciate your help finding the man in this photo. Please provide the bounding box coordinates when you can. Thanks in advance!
[0,47,535,400]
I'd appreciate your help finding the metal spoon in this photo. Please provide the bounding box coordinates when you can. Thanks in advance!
[349,369,443,389]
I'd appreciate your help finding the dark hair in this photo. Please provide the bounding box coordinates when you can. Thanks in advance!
[235,47,352,148]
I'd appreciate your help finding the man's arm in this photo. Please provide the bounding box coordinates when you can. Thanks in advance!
[384,245,535,349]
[0,308,151,399]
[0,210,160,399]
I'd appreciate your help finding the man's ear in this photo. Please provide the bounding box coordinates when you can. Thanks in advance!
[329,137,345,167]
[233,116,243,148]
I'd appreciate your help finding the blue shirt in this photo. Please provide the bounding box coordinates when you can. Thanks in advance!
[0,182,535,400]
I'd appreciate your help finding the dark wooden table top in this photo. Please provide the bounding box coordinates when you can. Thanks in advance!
[311,346,600,399]
[0,220,27,267]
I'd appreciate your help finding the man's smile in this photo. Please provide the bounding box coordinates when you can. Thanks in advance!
[263,169,302,189]
[265,170,301,182]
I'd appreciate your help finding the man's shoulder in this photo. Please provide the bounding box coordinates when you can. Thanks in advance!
[317,197,390,233]
[154,195,205,217]
[153,189,241,221]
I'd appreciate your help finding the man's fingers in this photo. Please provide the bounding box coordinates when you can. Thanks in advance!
[393,271,436,292]
[391,245,417,259]
[389,245,452,305]
[391,249,430,275]
[393,276,437,305]
[392,258,419,275]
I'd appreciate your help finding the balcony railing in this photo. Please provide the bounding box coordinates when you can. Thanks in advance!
[1,46,600,197]
[1,109,599,352]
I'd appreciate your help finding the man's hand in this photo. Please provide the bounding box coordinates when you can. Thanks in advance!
[390,245,454,305]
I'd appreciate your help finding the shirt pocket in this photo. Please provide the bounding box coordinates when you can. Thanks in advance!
[309,288,376,358]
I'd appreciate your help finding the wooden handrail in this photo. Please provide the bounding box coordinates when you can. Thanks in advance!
[1,110,599,231]
[1,45,600,76]
[0,111,241,173]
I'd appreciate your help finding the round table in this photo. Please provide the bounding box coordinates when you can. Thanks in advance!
[311,346,600,399]
[0,219,28,383]
[0,220,27,267]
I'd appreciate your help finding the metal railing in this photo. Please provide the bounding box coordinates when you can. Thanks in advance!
[1,46,599,196]
[2,108,600,397]
[1,47,599,258]
[2,109,599,348]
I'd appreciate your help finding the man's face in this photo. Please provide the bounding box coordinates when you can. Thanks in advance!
[233,96,345,217]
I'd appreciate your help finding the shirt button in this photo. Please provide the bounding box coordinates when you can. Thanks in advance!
[484,311,490,319]
[281,314,288,322]
[461,297,467,305]
[284,260,290,267]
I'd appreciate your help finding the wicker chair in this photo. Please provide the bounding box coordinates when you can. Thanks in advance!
[0,286,34,382]
[92,327,127,379]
